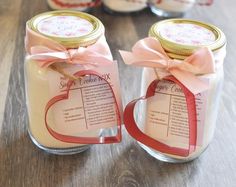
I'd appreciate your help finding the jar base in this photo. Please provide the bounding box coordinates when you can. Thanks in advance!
[139,142,208,163]
[149,6,184,18]
[28,130,91,155]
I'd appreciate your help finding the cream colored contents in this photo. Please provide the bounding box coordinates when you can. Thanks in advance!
[103,0,147,12]
[139,48,225,160]
[25,60,100,148]
[149,0,195,12]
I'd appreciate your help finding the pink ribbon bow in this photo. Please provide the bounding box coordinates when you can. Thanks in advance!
[25,25,113,69]
[120,37,215,94]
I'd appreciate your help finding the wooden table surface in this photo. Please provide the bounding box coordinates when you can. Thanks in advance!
[1,0,236,186]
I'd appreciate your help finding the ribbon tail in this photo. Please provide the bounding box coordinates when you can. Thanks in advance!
[86,36,113,60]
[170,69,210,95]
[119,50,137,65]
[119,50,169,68]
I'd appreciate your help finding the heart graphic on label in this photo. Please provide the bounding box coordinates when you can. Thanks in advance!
[124,76,197,157]
[45,70,122,144]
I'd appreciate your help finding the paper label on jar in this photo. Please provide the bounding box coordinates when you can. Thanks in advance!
[47,62,122,136]
[144,79,207,149]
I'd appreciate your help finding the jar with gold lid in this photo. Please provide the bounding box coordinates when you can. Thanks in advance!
[47,0,101,11]
[24,10,122,155]
[120,19,226,162]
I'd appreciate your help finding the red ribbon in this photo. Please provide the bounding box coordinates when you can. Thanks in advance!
[45,70,122,144]
[51,0,101,8]
[156,0,213,6]
[124,76,197,157]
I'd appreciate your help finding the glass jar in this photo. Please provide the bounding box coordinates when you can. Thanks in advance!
[47,0,101,11]
[122,19,226,163]
[102,0,147,13]
[24,10,122,155]
[148,0,213,18]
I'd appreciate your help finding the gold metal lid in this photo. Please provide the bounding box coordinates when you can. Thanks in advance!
[27,10,104,48]
[149,19,226,59]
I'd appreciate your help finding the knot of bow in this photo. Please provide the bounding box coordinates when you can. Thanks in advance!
[25,26,112,69]
[120,37,215,94]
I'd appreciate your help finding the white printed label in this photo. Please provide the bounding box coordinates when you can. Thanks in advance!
[47,62,122,136]
[145,80,207,149]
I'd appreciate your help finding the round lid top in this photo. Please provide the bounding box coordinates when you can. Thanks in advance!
[27,10,104,48]
[149,19,226,59]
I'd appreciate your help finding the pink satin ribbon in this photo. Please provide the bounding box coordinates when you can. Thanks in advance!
[120,37,215,94]
[25,25,113,69]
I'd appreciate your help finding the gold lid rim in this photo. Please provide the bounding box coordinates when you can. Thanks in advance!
[149,19,226,57]
[27,10,104,48]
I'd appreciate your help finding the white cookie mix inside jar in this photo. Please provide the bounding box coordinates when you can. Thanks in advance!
[121,19,226,163]
[24,11,122,155]
[102,0,147,13]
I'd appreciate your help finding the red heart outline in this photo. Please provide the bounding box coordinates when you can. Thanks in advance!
[124,76,197,157]
[45,70,122,144]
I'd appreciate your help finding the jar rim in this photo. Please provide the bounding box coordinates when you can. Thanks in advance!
[149,19,226,59]
[27,10,104,48]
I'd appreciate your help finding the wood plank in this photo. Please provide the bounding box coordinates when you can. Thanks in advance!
[0,0,22,133]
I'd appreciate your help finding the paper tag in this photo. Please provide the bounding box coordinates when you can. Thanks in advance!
[144,79,207,149]
[47,62,122,136]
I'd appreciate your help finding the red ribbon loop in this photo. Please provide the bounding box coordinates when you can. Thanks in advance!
[51,0,101,8]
